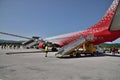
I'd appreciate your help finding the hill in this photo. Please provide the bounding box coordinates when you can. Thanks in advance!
[0,39,120,48]
[99,43,120,49]
[0,39,24,45]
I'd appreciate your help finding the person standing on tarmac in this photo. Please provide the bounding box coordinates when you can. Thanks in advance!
[45,45,49,57]
[111,46,116,55]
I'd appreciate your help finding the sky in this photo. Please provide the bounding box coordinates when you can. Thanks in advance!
[0,0,120,43]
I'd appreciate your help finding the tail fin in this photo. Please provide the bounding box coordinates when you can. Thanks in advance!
[109,0,120,30]
[87,0,120,31]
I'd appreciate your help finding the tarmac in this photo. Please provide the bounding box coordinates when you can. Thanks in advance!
[0,48,120,80]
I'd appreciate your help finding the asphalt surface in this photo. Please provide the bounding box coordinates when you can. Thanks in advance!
[0,49,120,80]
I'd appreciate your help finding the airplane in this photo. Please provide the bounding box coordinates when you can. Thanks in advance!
[38,0,120,51]
[0,0,120,52]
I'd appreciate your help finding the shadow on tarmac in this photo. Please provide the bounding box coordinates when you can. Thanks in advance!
[6,51,44,55]
[5,50,56,55]
[5,50,120,59]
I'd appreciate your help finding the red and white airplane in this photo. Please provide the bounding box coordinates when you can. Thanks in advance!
[0,0,120,50]
[38,0,120,49]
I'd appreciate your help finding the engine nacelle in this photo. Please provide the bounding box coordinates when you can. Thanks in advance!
[38,41,58,51]
[38,41,45,49]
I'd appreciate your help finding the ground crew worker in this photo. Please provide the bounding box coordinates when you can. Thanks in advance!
[111,46,116,55]
[45,45,49,57]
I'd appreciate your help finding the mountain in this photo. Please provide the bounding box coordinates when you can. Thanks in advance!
[0,39,120,48]
[0,39,24,45]
[99,43,120,48]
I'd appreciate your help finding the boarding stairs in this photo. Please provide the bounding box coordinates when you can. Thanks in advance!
[56,35,94,57]
[22,39,34,45]
[22,36,39,49]
[24,41,38,49]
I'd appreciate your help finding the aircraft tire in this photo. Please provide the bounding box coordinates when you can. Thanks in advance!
[70,54,73,57]
[52,47,58,51]
[76,53,80,57]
